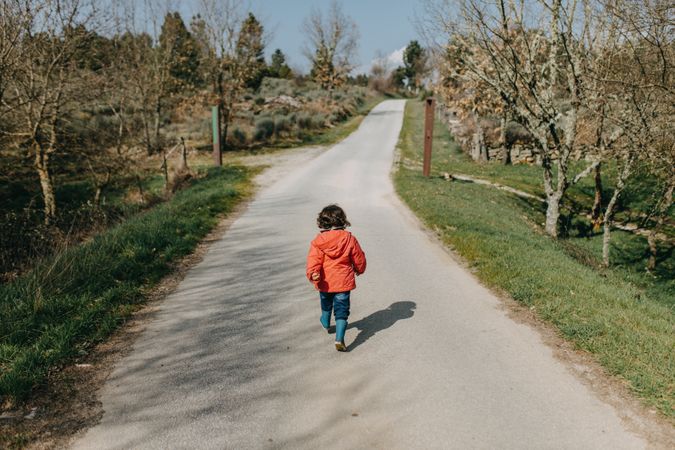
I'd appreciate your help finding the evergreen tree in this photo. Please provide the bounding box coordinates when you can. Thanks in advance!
[235,13,266,90]
[403,40,427,91]
[302,0,359,90]
[159,12,201,89]
[310,45,337,89]
[269,48,292,79]
[392,66,407,90]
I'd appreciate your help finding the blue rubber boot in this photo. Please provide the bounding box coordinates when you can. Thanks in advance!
[335,319,347,351]
[320,310,331,331]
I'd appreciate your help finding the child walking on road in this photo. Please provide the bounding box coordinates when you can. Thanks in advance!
[306,205,367,351]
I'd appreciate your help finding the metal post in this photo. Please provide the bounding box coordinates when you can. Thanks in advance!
[423,97,435,177]
[212,105,222,166]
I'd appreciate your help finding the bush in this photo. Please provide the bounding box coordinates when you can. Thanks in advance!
[418,88,434,100]
[297,113,313,130]
[274,116,291,137]
[253,118,275,141]
[297,113,327,130]
[329,106,351,124]
[232,127,247,145]
[259,77,294,97]
[254,96,265,106]
[312,114,326,129]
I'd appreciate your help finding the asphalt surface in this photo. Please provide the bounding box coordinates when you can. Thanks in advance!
[72,100,650,449]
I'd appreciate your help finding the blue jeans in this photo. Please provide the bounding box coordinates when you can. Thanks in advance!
[320,291,351,321]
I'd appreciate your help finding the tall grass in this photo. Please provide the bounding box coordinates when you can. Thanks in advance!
[0,166,252,404]
[395,100,675,418]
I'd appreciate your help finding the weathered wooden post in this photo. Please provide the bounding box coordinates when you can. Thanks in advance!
[212,106,222,166]
[180,137,189,171]
[423,97,435,177]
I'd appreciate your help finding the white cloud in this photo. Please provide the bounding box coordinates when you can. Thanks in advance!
[385,47,405,67]
[354,47,406,75]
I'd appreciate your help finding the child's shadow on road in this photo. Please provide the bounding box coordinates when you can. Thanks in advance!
[346,301,416,352]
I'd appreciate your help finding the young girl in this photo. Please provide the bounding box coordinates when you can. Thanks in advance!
[306,204,367,351]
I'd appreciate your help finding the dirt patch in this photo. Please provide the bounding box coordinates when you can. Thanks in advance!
[0,145,326,449]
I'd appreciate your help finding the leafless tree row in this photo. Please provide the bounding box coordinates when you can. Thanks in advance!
[423,0,673,267]
[0,0,265,224]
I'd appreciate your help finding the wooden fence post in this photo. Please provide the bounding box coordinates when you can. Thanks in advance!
[423,97,435,177]
[212,106,222,166]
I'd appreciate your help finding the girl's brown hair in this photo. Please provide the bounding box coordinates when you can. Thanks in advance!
[317,204,351,230]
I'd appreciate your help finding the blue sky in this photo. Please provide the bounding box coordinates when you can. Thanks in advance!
[179,0,420,74]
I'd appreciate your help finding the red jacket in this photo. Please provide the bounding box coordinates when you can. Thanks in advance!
[306,230,367,293]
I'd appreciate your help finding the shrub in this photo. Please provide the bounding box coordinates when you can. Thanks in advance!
[232,127,247,145]
[254,96,265,106]
[312,114,326,129]
[274,116,291,137]
[253,118,275,141]
[329,107,350,124]
[297,113,313,130]
[259,77,294,97]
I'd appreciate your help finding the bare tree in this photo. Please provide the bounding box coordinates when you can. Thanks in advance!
[6,0,97,224]
[438,38,505,162]
[425,0,606,238]
[369,50,393,93]
[195,0,254,148]
[0,1,26,120]
[302,0,359,90]
[597,0,674,269]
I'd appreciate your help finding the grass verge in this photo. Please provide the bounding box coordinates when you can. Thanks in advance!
[0,166,252,405]
[394,100,674,418]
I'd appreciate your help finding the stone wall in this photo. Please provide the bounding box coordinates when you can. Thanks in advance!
[487,144,540,164]
[440,108,541,164]
[438,106,588,165]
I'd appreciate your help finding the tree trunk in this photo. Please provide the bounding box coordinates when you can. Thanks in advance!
[472,113,487,162]
[115,110,125,156]
[646,181,674,271]
[161,150,169,191]
[602,188,621,267]
[135,173,146,204]
[153,97,162,152]
[602,156,634,267]
[34,143,56,224]
[544,192,561,238]
[142,113,152,155]
[591,163,603,232]
[500,112,511,165]
[540,141,562,238]
[180,137,189,171]
[647,230,658,272]
[221,106,230,150]
[93,169,112,206]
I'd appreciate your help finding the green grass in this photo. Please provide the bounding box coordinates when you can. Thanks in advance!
[394,100,675,418]
[428,108,672,230]
[0,166,252,405]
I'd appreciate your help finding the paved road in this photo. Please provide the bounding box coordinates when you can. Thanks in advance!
[73,100,650,449]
